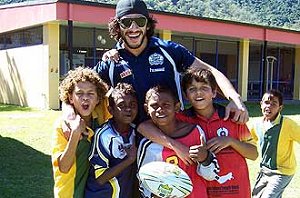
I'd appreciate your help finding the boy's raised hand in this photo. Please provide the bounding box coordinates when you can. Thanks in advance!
[67,114,88,141]
[62,102,77,140]
[189,136,208,163]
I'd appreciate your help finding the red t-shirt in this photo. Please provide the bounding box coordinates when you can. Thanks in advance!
[138,125,208,198]
[176,106,252,198]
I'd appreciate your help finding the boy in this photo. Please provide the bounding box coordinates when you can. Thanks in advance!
[138,67,258,198]
[51,67,108,198]
[251,89,300,198]
[179,67,258,198]
[138,85,215,198]
[85,83,138,198]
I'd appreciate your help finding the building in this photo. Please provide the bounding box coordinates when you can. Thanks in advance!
[1,0,300,109]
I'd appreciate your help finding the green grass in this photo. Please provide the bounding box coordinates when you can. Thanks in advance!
[245,101,300,117]
[0,104,61,198]
[0,103,300,197]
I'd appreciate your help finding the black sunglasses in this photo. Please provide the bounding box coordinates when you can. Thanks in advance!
[118,17,148,28]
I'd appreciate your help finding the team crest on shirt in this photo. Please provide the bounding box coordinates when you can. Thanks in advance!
[111,138,127,159]
[149,53,164,66]
[217,127,229,137]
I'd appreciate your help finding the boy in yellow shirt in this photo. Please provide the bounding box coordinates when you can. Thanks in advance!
[51,67,108,198]
[251,89,300,198]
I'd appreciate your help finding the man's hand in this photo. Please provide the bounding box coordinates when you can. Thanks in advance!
[102,49,120,62]
[224,99,249,124]
[62,102,76,120]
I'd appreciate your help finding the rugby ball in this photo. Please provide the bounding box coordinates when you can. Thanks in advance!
[138,161,193,198]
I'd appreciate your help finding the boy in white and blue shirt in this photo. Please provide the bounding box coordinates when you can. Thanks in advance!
[85,83,138,198]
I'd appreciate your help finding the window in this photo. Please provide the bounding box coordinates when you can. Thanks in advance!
[0,26,43,50]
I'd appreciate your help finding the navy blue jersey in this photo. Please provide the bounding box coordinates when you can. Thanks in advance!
[85,120,136,198]
[94,37,195,123]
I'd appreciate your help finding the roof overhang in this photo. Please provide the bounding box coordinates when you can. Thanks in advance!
[1,0,300,45]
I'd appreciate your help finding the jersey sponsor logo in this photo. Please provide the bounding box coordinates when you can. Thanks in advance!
[217,127,229,137]
[149,67,165,73]
[120,69,132,79]
[149,53,164,66]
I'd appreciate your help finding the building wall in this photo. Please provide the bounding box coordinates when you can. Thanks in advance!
[1,2,300,109]
[0,45,49,108]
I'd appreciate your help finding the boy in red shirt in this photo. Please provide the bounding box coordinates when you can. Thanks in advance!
[139,66,258,198]
[137,85,212,198]
[178,67,258,198]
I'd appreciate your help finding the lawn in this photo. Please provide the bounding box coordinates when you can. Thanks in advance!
[0,103,300,198]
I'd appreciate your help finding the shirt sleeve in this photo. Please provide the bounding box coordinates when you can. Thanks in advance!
[95,97,112,124]
[93,60,112,86]
[89,131,110,179]
[51,119,68,167]
[238,123,257,146]
[163,40,195,72]
[248,121,259,145]
[286,117,300,143]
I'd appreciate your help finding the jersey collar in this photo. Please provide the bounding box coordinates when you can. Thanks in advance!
[183,103,226,121]
[265,113,282,125]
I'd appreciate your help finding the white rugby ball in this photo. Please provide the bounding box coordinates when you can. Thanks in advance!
[138,161,193,198]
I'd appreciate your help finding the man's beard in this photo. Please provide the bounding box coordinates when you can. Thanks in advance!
[121,32,146,49]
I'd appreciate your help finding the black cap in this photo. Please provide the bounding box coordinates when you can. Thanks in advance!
[116,0,149,18]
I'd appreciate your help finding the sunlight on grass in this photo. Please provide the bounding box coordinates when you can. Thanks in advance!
[0,108,61,154]
[1,104,300,197]
[0,104,33,112]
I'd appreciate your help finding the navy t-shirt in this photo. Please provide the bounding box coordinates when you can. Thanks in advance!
[94,36,195,123]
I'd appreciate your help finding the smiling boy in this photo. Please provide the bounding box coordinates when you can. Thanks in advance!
[137,85,212,198]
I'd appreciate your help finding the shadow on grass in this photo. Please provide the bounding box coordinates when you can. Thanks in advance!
[0,104,32,112]
[0,136,53,198]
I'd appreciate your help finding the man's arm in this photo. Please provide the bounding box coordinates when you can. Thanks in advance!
[101,49,248,123]
[137,120,194,165]
[191,57,249,123]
